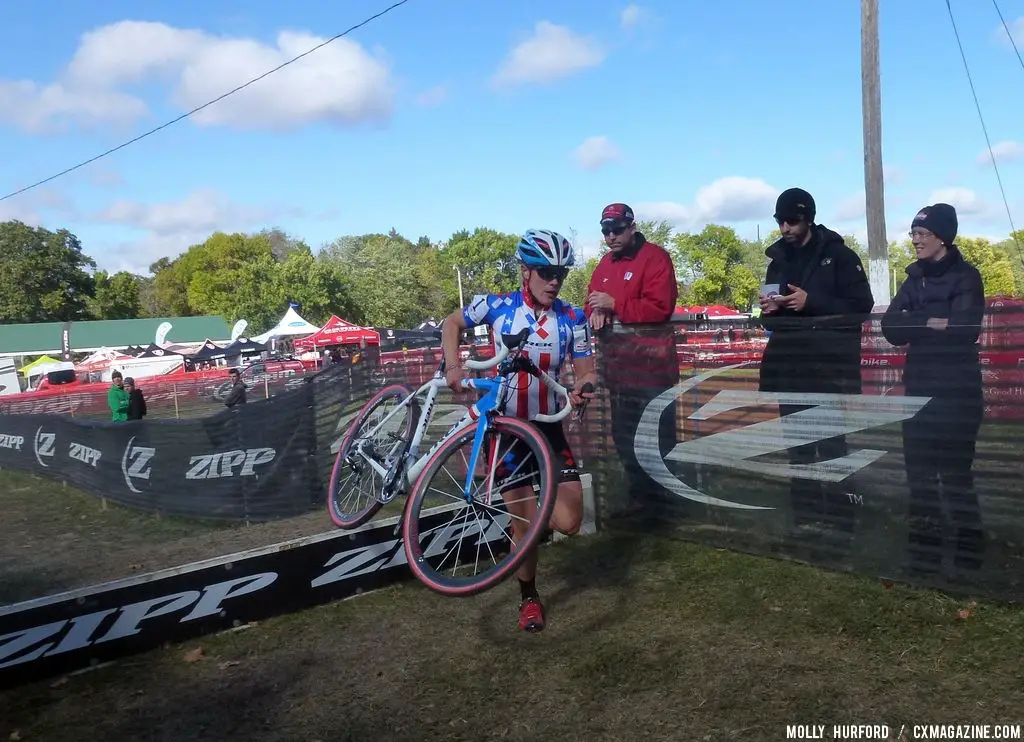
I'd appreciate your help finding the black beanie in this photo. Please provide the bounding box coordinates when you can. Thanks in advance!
[912,203,958,245]
[774,188,816,222]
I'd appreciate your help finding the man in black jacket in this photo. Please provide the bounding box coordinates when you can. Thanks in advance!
[224,368,247,408]
[881,203,985,574]
[124,377,147,420]
[759,188,875,537]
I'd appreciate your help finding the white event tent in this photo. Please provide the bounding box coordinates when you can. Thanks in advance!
[251,306,319,344]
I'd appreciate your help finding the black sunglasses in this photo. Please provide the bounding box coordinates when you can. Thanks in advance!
[601,222,630,237]
[774,215,804,227]
[533,265,570,282]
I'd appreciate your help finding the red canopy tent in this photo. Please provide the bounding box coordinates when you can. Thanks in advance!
[676,304,747,318]
[293,315,380,350]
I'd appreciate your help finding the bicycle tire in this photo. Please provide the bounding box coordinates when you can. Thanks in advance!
[401,416,558,597]
[327,384,418,529]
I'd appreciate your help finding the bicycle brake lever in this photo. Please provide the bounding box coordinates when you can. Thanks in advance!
[573,382,595,422]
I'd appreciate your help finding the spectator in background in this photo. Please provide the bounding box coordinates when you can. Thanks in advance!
[759,188,874,539]
[224,368,247,408]
[108,370,129,422]
[881,203,985,575]
[124,377,147,420]
[585,203,680,519]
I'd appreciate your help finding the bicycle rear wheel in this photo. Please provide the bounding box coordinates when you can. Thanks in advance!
[401,416,558,597]
[328,384,417,529]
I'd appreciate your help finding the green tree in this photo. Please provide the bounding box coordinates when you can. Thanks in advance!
[0,220,96,323]
[150,256,193,316]
[136,275,159,317]
[90,270,143,319]
[277,246,350,327]
[888,240,916,292]
[636,219,674,248]
[412,245,452,320]
[256,227,308,261]
[150,231,277,320]
[327,231,426,327]
[957,237,1016,297]
[561,256,600,308]
[993,231,1024,295]
[440,227,521,304]
[671,224,760,309]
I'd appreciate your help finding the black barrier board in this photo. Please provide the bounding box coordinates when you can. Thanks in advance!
[0,504,512,689]
[587,305,1024,604]
[0,366,356,521]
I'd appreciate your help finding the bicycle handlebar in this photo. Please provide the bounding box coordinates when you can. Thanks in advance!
[457,329,596,423]
[464,329,530,371]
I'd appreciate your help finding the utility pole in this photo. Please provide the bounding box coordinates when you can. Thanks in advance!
[454,266,465,307]
[862,0,891,306]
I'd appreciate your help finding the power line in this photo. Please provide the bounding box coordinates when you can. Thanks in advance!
[0,0,410,203]
[944,0,1023,265]
[992,0,1024,74]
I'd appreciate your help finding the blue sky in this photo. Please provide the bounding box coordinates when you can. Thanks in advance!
[1,0,1023,274]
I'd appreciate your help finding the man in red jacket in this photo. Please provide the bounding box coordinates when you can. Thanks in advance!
[585,203,682,521]
[587,203,678,328]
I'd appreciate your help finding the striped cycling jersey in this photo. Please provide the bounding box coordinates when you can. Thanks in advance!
[463,291,592,421]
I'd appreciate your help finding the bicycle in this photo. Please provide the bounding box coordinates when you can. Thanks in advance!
[327,328,593,597]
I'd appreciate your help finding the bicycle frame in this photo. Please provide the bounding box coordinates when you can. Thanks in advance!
[350,336,572,502]
[350,371,505,500]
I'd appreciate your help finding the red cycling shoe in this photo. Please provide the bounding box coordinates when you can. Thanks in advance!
[518,597,546,632]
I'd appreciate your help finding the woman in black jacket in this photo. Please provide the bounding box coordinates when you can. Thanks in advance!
[881,203,985,575]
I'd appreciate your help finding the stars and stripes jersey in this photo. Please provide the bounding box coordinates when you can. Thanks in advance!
[462,291,593,421]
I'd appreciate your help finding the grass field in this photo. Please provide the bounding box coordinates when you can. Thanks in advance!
[0,469,330,604]
[3,531,1022,741]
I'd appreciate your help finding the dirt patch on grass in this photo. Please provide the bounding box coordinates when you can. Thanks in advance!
[3,532,1021,741]
[0,469,336,604]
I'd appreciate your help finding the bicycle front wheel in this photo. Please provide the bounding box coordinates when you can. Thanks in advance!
[327,384,417,529]
[402,416,558,597]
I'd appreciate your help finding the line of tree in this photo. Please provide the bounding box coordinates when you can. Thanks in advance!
[1,218,1022,332]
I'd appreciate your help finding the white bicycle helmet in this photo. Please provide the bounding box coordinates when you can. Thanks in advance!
[516,229,575,268]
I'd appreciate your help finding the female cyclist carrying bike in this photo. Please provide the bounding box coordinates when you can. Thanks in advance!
[440,229,598,632]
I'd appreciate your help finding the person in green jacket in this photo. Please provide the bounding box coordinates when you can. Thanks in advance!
[108,370,130,422]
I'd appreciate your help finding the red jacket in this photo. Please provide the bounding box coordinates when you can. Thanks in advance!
[585,236,678,323]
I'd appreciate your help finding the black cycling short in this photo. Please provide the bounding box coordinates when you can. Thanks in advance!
[492,420,580,494]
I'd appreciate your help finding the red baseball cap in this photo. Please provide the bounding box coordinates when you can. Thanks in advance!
[601,203,634,224]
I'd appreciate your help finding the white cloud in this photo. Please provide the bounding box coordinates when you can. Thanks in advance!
[620,5,644,30]
[94,188,296,236]
[927,187,988,217]
[834,192,866,223]
[88,168,126,188]
[883,164,905,185]
[0,20,394,134]
[993,17,1024,46]
[90,189,310,272]
[415,85,448,107]
[492,22,605,87]
[978,140,1024,166]
[635,176,778,229]
[0,188,77,225]
[573,135,621,171]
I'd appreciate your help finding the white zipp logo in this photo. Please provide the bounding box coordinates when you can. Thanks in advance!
[0,572,277,669]
[636,362,931,510]
[0,434,25,451]
[68,442,102,468]
[34,427,56,468]
[185,448,276,480]
[311,510,511,588]
[121,436,155,493]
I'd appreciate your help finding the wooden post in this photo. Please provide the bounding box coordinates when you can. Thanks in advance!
[862,0,891,306]
[173,383,180,419]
